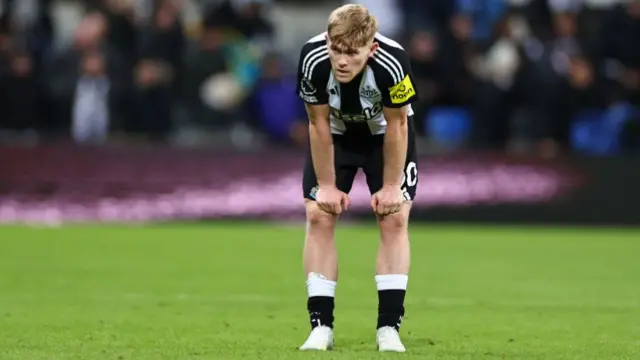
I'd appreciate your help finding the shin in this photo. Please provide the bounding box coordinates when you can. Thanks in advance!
[304,200,339,328]
[304,200,339,280]
[375,202,411,330]
[376,202,411,275]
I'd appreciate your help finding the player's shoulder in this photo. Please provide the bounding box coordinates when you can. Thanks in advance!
[373,32,408,62]
[374,32,406,52]
[370,32,411,85]
[298,32,331,81]
[303,32,328,48]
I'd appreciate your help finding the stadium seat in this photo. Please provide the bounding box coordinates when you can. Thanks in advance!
[571,104,638,155]
[570,109,604,154]
[424,107,472,146]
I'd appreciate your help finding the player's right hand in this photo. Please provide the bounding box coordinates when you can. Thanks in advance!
[316,186,350,215]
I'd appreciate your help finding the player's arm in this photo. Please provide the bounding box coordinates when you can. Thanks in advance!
[382,105,409,187]
[306,103,335,186]
[296,42,334,186]
[379,47,419,188]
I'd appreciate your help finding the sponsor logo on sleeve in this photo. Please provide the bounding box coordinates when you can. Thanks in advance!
[300,78,318,103]
[388,75,415,104]
[301,78,316,95]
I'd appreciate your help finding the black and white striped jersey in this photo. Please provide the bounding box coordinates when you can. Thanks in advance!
[296,32,418,137]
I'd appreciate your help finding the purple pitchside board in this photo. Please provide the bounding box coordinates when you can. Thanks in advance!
[0,145,581,224]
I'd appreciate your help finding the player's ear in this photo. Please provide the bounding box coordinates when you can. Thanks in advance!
[368,42,379,58]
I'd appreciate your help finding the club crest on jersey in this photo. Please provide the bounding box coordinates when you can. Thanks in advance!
[359,85,380,98]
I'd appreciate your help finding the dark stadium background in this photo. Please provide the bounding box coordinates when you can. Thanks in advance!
[0,1,638,359]
[0,0,639,224]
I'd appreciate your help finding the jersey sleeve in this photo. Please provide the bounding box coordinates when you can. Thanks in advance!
[375,47,419,108]
[296,42,329,105]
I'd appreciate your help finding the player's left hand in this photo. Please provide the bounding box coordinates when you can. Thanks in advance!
[371,185,404,216]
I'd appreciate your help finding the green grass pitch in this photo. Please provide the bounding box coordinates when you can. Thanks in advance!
[0,223,639,359]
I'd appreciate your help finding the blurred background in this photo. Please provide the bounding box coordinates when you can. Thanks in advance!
[2,4,638,357]
[0,0,639,225]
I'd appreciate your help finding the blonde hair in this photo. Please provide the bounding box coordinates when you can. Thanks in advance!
[327,4,378,49]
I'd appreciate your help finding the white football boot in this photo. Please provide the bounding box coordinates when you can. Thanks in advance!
[376,326,406,352]
[299,326,334,351]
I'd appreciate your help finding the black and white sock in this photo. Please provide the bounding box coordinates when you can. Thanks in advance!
[306,272,336,329]
[376,274,408,331]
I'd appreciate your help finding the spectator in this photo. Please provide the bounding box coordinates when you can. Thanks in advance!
[187,0,274,131]
[101,0,138,69]
[131,59,174,141]
[182,24,230,127]
[72,50,111,144]
[0,0,55,72]
[466,10,523,151]
[249,52,307,147]
[406,28,471,135]
[44,10,128,135]
[138,0,184,75]
[126,0,185,138]
[451,0,508,48]
[0,51,42,131]
[518,8,599,157]
[202,0,271,89]
[204,0,274,47]
[600,0,640,106]
[399,0,455,36]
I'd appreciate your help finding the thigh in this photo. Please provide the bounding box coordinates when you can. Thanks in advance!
[302,142,360,201]
[362,124,419,201]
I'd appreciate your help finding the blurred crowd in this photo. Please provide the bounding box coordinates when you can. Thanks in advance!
[0,0,288,146]
[397,0,640,156]
[0,0,639,156]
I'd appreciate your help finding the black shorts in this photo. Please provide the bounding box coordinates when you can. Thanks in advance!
[303,117,418,201]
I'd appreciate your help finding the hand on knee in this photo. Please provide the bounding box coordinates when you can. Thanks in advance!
[371,185,405,216]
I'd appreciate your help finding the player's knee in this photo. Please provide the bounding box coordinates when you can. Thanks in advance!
[305,201,336,232]
[379,213,408,232]
[378,208,409,239]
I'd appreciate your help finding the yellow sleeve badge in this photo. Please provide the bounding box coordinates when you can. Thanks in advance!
[388,75,415,104]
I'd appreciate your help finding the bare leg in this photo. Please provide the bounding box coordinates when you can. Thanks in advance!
[303,200,338,329]
[304,200,339,280]
[375,202,411,331]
